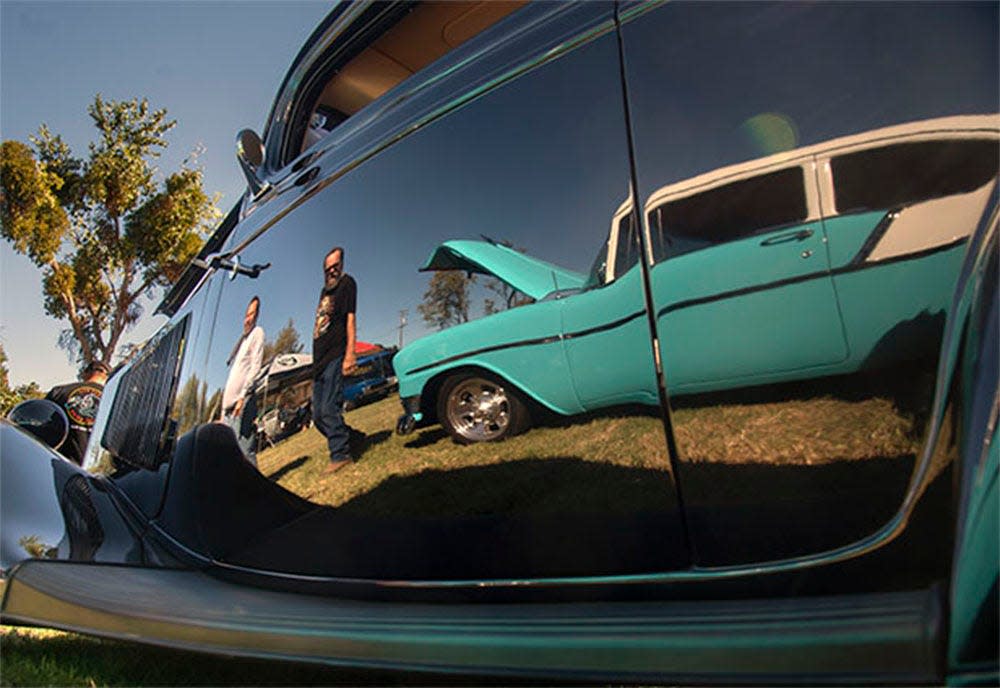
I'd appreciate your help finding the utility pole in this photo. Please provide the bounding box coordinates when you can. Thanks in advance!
[397,309,408,349]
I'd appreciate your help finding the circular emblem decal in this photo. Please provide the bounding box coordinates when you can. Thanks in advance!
[63,385,102,427]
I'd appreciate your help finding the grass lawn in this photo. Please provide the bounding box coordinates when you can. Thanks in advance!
[257,395,674,512]
[257,377,926,512]
[0,625,525,687]
[1,625,341,687]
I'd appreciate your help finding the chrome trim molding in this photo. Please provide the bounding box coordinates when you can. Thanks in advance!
[1,561,942,683]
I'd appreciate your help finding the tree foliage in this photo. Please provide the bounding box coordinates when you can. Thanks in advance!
[483,278,532,315]
[262,318,304,367]
[418,271,475,331]
[0,344,44,415]
[174,374,223,434]
[0,95,220,371]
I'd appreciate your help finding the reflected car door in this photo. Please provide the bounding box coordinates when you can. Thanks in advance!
[644,159,847,390]
[200,2,689,581]
[562,211,661,409]
[620,0,998,567]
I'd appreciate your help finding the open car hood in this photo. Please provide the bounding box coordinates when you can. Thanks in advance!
[420,240,586,300]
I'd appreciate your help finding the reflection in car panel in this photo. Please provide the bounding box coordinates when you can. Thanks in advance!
[2,1,998,684]
[396,116,999,441]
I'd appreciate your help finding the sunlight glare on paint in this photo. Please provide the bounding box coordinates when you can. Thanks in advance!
[740,112,800,155]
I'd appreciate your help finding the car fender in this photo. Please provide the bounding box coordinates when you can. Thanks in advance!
[0,422,146,583]
[394,302,585,418]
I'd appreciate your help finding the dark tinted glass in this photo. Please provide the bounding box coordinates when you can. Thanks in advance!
[613,214,641,279]
[833,140,1000,214]
[654,167,807,259]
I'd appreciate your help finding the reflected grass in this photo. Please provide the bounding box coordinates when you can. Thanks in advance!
[673,395,920,465]
[257,396,670,508]
[257,381,923,509]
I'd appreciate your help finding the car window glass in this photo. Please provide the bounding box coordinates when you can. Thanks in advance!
[832,140,999,214]
[286,1,527,166]
[583,241,609,290]
[650,167,807,261]
[613,214,641,280]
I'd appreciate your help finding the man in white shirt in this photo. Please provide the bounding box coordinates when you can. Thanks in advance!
[222,296,265,466]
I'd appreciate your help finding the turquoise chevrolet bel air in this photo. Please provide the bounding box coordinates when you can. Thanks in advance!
[395,115,999,443]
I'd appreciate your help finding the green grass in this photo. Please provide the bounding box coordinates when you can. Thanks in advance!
[0,626,534,687]
[0,625,367,686]
[258,395,674,510]
[258,383,924,511]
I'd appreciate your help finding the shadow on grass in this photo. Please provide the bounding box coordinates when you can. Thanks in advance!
[404,427,449,448]
[669,359,936,439]
[230,457,688,580]
[267,455,310,481]
[678,453,916,566]
[230,450,918,581]
[351,428,391,457]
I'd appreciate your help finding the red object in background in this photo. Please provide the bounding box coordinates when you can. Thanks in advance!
[355,341,379,355]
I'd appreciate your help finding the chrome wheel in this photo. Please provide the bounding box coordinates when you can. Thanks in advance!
[444,377,514,442]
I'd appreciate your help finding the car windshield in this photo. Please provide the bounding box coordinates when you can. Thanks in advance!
[582,242,609,291]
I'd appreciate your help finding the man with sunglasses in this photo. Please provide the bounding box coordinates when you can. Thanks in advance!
[312,246,357,472]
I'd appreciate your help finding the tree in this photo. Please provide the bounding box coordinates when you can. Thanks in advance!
[483,278,533,315]
[0,95,220,371]
[174,374,225,434]
[174,374,209,435]
[480,240,532,315]
[418,271,475,330]
[261,318,304,366]
[0,344,44,415]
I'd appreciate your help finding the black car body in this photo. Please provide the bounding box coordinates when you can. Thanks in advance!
[2,2,997,683]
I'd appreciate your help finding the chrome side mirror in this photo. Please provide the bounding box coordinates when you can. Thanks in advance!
[7,399,69,450]
[236,129,267,195]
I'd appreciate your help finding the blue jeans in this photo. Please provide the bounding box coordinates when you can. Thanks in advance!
[312,356,350,462]
[226,393,258,468]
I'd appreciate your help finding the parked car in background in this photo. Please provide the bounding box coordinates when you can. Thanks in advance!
[343,347,397,411]
[395,116,999,443]
[251,353,314,446]
[2,2,997,683]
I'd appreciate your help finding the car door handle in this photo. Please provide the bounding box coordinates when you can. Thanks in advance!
[760,228,814,246]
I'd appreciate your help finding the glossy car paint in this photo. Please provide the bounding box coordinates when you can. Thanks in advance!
[2,211,994,680]
[343,349,397,409]
[947,220,999,679]
[0,421,151,576]
[421,240,586,300]
[1,1,997,682]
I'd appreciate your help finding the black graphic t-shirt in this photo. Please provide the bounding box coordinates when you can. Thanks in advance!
[45,381,104,465]
[312,274,357,375]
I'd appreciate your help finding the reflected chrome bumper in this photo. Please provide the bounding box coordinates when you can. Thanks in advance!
[395,395,422,435]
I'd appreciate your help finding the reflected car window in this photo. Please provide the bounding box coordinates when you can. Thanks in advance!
[650,166,808,261]
[831,140,999,214]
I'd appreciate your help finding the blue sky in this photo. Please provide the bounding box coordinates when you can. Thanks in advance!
[1,1,333,388]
